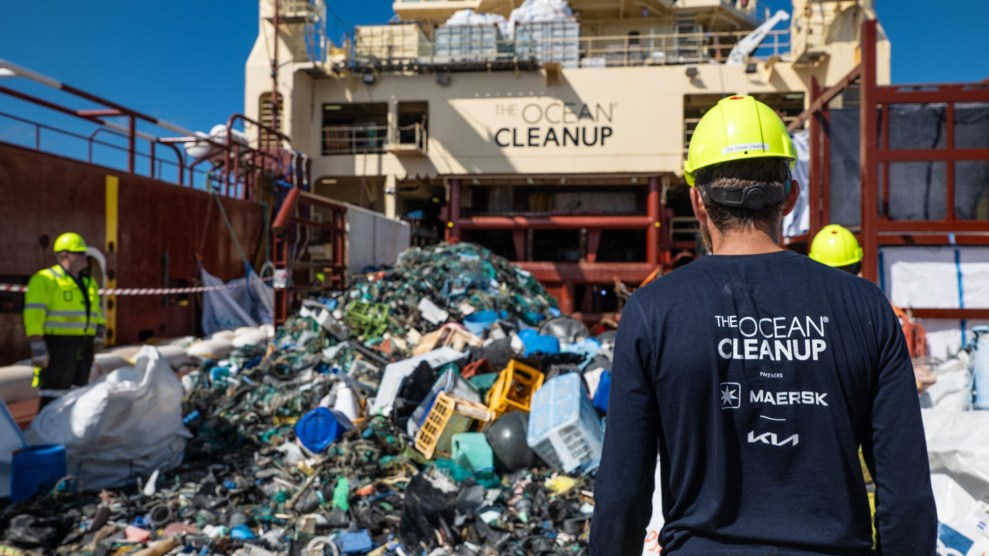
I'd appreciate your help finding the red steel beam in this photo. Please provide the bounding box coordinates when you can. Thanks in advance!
[517,262,657,283]
[876,148,989,162]
[447,179,462,242]
[77,109,122,117]
[821,101,832,228]
[272,187,301,233]
[859,20,879,282]
[586,229,602,263]
[911,309,989,320]
[880,103,890,218]
[874,88,989,104]
[647,176,660,266]
[127,115,136,174]
[946,102,956,220]
[878,234,989,246]
[878,221,989,233]
[512,230,526,260]
[808,76,822,237]
[456,215,652,230]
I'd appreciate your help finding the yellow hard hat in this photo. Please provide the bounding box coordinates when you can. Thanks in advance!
[684,95,796,186]
[53,232,88,253]
[809,225,863,267]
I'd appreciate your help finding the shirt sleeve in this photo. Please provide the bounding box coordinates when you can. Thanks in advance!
[88,278,106,326]
[23,271,51,337]
[590,293,660,556]
[865,298,938,554]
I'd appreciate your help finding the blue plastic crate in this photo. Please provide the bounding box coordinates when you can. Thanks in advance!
[339,530,373,553]
[526,373,604,473]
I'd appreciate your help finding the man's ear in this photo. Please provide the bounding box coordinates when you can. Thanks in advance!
[690,187,708,223]
[782,180,800,217]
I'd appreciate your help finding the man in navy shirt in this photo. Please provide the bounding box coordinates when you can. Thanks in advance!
[590,96,936,555]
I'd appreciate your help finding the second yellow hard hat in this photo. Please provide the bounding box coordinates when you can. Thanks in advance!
[809,224,863,268]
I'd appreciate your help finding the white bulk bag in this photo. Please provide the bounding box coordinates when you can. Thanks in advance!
[25,346,190,490]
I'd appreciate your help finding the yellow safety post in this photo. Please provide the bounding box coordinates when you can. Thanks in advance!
[104,175,118,346]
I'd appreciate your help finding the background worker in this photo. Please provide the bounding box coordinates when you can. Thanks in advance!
[24,232,106,408]
[590,96,936,554]
[809,224,935,391]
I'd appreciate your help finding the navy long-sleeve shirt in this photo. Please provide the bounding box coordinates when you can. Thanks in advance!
[590,251,936,555]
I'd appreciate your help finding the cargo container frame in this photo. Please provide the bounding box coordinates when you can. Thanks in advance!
[791,20,989,321]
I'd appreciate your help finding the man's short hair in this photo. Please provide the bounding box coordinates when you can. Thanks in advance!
[695,157,792,234]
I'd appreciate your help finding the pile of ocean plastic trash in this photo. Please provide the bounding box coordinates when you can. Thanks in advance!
[0,243,616,556]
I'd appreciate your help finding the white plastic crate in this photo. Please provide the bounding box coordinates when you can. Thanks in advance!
[434,25,501,63]
[527,372,604,473]
[354,24,430,62]
[515,20,580,68]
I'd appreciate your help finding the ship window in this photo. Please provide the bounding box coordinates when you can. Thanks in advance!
[258,92,284,148]
[398,101,428,148]
[322,102,388,155]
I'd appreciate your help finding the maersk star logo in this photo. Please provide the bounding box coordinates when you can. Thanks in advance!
[721,382,741,409]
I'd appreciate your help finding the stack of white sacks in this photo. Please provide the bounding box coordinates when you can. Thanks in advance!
[2,325,275,491]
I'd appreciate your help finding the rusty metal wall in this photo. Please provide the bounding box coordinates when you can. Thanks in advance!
[0,143,265,362]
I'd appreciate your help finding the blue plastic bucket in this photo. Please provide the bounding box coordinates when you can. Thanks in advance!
[463,310,503,336]
[519,329,560,356]
[295,407,342,453]
[10,444,67,502]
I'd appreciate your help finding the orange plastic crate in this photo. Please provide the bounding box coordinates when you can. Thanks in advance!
[414,392,494,459]
[485,360,545,416]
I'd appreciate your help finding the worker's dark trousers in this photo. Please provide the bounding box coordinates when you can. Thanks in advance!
[39,334,94,409]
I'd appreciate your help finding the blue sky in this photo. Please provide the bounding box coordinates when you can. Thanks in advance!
[0,0,986,140]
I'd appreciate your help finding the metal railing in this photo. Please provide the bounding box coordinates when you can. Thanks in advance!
[349,28,790,69]
[322,125,387,155]
[391,0,760,13]
[279,0,320,12]
[0,110,205,188]
[321,122,428,155]
[0,59,305,200]
[573,30,788,66]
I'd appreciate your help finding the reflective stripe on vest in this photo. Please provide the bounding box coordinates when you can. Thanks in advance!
[47,310,89,317]
[42,321,89,330]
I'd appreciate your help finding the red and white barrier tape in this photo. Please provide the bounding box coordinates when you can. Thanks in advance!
[0,277,278,296]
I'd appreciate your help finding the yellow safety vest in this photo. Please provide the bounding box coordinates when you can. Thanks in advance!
[23,264,104,337]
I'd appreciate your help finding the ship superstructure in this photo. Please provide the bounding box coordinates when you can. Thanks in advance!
[245,0,890,313]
